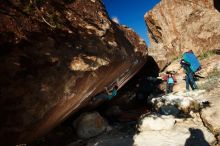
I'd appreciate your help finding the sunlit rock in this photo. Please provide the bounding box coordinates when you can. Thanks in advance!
[145,0,220,69]
[69,55,109,71]
[134,113,216,146]
[150,90,206,115]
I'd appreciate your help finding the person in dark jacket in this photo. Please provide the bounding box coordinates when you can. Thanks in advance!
[163,73,177,94]
[92,84,118,102]
[180,59,198,91]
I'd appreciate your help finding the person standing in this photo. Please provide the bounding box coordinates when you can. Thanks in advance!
[180,59,198,91]
[163,72,177,94]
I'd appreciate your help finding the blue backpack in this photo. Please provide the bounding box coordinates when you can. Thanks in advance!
[182,50,201,73]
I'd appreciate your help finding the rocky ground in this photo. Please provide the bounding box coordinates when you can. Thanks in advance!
[31,54,214,146]
[31,54,220,146]
[76,54,220,146]
[134,54,220,146]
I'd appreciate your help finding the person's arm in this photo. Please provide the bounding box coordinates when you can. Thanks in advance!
[184,61,191,66]
[104,87,111,95]
[115,79,119,89]
[162,75,168,81]
[173,76,177,83]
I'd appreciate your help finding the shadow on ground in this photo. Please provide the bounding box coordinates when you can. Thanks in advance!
[185,128,210,146]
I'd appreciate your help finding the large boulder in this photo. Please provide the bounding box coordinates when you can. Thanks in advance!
[200,82,220,141]
[197,59,220,141]
[0,0,147,145]
[74,112,108,139]
[145,0,220,69]
[150,90,206,115]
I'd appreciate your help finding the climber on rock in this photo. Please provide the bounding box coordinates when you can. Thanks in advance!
[180,59,198,91]
[162,72,177,94]
[91,83,118,102]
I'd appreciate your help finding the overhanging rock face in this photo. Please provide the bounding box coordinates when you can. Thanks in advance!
[0,0,147,145]
[145,0,220,69]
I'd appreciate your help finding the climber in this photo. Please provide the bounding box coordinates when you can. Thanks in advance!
[180,59,198,91]
[91,84,118,102]
[162,72,177,94]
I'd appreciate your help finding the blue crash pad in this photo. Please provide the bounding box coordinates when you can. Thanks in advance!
[183,51,201,73]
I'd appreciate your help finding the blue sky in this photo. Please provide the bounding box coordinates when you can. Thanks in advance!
[103,0,161,47]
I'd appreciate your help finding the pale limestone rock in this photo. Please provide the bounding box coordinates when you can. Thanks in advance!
[134,114,216,146]
[138,115,176,131]
[150,90,207,115]
[200,86,220,139]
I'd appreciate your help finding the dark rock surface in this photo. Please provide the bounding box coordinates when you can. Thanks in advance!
[0,0,147,145]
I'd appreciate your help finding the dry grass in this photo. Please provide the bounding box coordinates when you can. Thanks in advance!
[198,69,220,91]
[199,51,215,60]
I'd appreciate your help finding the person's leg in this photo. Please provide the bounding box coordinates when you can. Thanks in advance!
[93,93,108,101]
[170,83,174,92]
[188,73,198,90]
[168,83,172,93]
[189,81,195,90]
[166,83,170,94]
[185,75,190,91]
[188,77,195,90]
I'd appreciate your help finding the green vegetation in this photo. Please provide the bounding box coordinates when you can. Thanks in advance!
[198,50,215,60]
[172,55,181,61]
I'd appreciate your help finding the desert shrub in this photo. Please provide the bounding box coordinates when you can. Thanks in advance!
[199,51,215,60]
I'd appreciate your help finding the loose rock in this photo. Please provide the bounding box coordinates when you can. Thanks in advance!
[74,112,108,139]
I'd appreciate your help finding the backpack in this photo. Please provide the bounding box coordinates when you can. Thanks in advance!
[182,50,201,73]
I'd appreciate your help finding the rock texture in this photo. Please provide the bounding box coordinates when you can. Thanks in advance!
[0,0,147,145]
[134,54,220,146]
[201,86,220,142]
[134,114,216,146]
[145,0,220,69]
[163,54,220,92]
[161,54,220,143]
[74,112,108,139]
[150,90,206,115]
